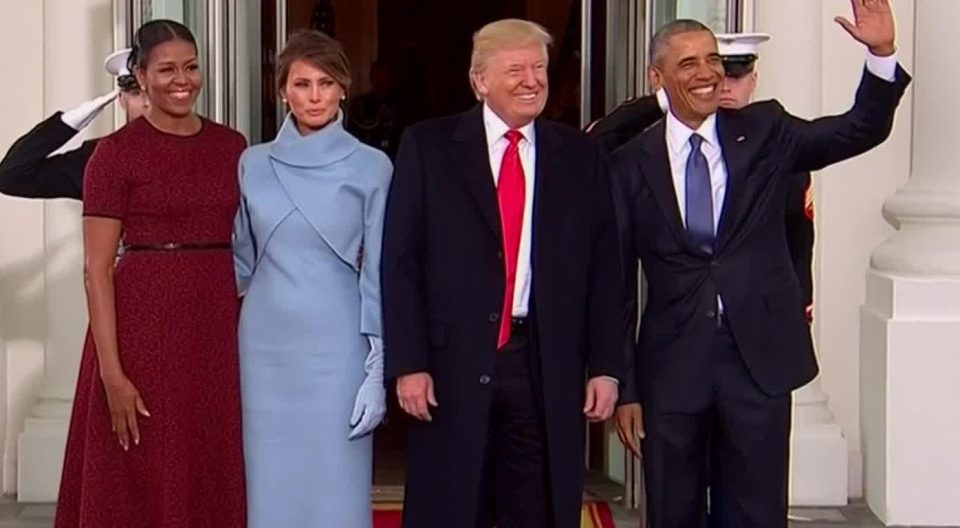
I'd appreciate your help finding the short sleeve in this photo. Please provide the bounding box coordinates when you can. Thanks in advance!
[82,137,128,219]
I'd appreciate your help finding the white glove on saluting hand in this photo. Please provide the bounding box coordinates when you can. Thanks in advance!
[348,336,386,440]
[60,89,120,131]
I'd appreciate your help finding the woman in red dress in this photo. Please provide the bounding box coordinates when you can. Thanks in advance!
[54,20,247,527]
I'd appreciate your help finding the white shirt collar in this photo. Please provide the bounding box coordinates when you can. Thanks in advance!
[665,110,719,154]
[483,103,536,147]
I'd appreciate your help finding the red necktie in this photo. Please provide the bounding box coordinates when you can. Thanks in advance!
[496,130,526,349]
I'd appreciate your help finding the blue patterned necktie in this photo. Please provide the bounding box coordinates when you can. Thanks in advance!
[685,133,715,254]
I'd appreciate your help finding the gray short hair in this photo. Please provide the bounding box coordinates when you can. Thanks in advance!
[649,19,713,66]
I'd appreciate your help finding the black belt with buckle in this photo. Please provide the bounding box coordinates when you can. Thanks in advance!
[123,242,232,252]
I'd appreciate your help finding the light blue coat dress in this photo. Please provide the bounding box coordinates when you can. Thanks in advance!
[233,113,392,528]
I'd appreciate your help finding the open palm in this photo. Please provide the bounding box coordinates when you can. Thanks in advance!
[835,0,896,55]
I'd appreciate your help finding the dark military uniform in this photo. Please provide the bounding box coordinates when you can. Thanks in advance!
[0,48,140,201]
[585,94,665,154]
[0,112,92,200]
[717,32,816,318]
[786,173,815,320]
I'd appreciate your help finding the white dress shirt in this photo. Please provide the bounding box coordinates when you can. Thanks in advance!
[665,111,727,230]
[662,51,899,313]
[483,104,535,318]
[663,50,899,227]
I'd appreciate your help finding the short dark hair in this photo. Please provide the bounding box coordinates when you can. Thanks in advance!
[277,30,352,94]
[649,19,713,66]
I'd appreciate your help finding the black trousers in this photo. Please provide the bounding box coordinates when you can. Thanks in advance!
[475,320,553,528]
[643,322,792,528]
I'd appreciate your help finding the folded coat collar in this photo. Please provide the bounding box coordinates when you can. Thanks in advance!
[268,111,359,168]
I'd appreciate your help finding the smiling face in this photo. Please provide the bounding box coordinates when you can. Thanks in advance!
[134,38,202,119]
[472,43,549,129]
[649,29,724,129]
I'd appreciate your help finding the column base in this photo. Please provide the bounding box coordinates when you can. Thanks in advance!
[17,397,70,502]
[861,271,960,526]
[789,422,849,506]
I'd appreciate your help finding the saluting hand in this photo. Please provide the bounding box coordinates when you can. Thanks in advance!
[835,0,896,56]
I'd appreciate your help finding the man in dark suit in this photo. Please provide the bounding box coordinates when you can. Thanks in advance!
[382,18,624,528]
[610,1,910,526]
[599,32,822,460]
[0,49,145,200]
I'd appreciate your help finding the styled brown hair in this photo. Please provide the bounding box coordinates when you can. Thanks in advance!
[277,30,352,94]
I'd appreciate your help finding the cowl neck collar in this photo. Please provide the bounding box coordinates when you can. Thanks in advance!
[268,111,359,168]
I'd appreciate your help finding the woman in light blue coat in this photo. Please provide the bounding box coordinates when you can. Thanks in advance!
[233,30,392,528]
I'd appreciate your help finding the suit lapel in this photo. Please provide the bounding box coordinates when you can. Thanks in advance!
[638,121,686,243]
[715,109,752,252]
[453,106,501,240]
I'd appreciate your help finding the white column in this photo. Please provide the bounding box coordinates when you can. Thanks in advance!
[862,0,960,525]
[753,0,848,506]
[0,1,47,495]
[17,0,113,502]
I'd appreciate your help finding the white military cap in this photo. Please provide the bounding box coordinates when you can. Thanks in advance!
[715,33,770,77]
[103,48,133,77]
[715,32,770,58]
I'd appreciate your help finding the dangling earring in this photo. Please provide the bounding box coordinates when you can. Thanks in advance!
[340,94,346,101]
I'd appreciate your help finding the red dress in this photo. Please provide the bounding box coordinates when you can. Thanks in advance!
[55,118,247,527]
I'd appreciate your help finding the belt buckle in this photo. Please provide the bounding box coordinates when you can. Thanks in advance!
[162,242,178,250]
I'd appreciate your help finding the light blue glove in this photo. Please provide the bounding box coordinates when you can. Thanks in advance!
[348,336,386,440]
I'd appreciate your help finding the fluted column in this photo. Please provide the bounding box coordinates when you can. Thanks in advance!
[17,0,113,502]
[754,0,848,506]
[861,0,960,524]
[0,0,46,495]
